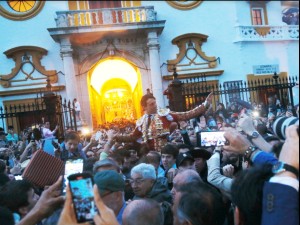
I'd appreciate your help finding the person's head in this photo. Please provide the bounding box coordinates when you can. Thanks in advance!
[122,199,164,225]
[173,182,226,225]
[217,103,225,110]
[176,152,195,171]
[130,163,156,198]
[146,151,161,172]
[231,164,273,225]
[94,170,125,214]
[93,158,120,174]
[7,126,14,134]
[161,144,179,170]
[0,180,39,218]
[189,148,211,174]
[44,121,50,129]
[140,94,157,115]
[32,128,42,141]
[171,169,202,202]
[177,144,191,154]
[64,131,80,153]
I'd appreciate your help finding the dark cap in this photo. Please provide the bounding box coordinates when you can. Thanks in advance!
[176,152,194,168]
[94,170,125,195]
[93,158,120,173]
[0,131,7,136]
[189,148,212,160]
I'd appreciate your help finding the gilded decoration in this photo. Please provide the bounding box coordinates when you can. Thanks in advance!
[0,46,58,88]
[0,1,45,21]
[166,1,202,10]
[167,33,218,72]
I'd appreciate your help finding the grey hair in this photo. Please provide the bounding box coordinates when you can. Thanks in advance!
[131,163,156,180]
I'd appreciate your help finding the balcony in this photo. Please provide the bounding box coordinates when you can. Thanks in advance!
[235,25,299,42]
[55,6,157,27]
[49,6,165,43]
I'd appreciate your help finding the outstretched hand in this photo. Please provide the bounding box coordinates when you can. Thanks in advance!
[205,92,214,107]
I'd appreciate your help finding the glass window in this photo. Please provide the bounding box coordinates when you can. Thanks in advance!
[8,1,35,12]
[252,8,264,25]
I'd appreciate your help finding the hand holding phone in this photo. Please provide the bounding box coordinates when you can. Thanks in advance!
[68,173,98,223]
[62,159,84,195]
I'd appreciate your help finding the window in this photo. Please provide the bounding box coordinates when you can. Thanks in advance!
[8,1,35,12]
[250,2,268,25]
[252,8,264,25]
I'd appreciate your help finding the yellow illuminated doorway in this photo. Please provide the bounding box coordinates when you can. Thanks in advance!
[88,58,143,128]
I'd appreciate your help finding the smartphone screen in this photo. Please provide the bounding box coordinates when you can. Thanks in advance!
[68,173,97,223]
[62,159,84,195]
[200,131,226,147]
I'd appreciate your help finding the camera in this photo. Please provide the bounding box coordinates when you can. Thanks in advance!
[272,116,299,140]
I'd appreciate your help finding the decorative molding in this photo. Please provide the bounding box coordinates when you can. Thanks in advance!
[167,33,218,72]
[163,70,224,80]
[0,1,45,21]
[166,1,202,10]
[254,27,271,36]
[0,46,58,88]
[0,85,65,97]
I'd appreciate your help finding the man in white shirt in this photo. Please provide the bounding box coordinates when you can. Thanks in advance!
[42,122,58,139]
[74,98,81,122]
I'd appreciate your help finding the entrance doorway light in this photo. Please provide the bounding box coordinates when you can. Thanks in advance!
[90,59,138,94]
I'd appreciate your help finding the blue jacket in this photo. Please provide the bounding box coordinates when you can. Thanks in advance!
[261,182,299,225]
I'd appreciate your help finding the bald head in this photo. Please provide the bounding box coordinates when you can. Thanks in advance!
[122,199,164,225]
[171,169,202,202]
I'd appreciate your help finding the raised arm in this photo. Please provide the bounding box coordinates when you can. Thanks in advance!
[170,92,213,121]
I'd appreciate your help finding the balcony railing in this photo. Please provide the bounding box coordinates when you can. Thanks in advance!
[55,6,157,27]
[235,25,299,42]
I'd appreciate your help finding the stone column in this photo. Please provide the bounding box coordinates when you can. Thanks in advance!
[60,36,77,102]
[147,31,164,107]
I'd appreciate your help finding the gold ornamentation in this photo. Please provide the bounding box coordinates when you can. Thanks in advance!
[157,108,170,116]
[141,114,170,150]
[166,1,202,10]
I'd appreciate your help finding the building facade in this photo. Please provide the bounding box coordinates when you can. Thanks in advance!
[0,1,298,132]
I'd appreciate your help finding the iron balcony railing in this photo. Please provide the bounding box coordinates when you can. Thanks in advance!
[55,6,157,27]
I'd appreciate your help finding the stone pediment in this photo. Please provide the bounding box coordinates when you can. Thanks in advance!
[167,33,219,73]
[0,46,58,88]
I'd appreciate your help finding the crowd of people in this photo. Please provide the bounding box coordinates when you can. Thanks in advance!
[0,92,298,225]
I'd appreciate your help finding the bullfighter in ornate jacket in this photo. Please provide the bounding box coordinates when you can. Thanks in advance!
[114,92,213,151]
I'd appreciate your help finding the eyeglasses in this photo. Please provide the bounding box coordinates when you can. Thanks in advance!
[128,178,145,185]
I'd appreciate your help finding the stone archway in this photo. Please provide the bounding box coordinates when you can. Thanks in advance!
[88,57,143,128]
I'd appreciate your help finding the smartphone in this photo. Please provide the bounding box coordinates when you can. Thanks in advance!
[68,172,98,223]
[62,158,84,195]
[200,131,227,147]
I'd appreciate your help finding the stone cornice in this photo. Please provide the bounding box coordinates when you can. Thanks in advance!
[0,85,65,97]
[163,70,224,80]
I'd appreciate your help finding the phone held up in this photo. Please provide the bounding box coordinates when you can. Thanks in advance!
[68,172,98,223]
[62,158,84,195]
[199,131,229,147]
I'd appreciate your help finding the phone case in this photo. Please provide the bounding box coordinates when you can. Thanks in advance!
[22,150,64,188]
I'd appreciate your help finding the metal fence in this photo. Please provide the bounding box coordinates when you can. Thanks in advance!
[0,96,77,140]
[181,76,298,111]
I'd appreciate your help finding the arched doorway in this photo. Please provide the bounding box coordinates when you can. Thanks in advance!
[88,57,143,128]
